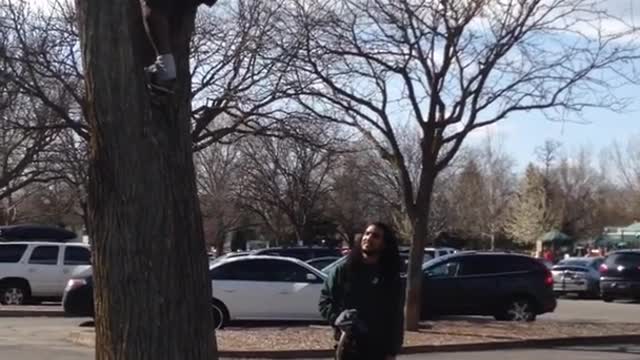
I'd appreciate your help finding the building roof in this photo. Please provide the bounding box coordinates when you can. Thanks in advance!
[540,230,571,242]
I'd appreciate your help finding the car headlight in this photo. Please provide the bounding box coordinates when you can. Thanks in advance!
[65,278,87,292]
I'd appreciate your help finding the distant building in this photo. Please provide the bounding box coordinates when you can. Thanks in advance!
[596,222,640,249]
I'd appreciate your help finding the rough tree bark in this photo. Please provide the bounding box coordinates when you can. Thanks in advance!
[76,1,216,359]
[403,157,436,329]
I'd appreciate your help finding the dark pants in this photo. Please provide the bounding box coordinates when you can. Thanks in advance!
[338,350,386,360]
[335,336,387,360]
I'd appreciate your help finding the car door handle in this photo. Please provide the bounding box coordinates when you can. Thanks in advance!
[63,269,70,274]
[279,291,290,295]
[28,268,36,273]
[222,289,236,293]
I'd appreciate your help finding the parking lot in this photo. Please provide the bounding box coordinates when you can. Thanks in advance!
[541,298,640,323]
[1,299,638,360]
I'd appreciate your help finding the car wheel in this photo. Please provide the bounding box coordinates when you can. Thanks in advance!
[0,282,29,305]
[211,300,229,330]
[501,298,536,322]
[602,295,615,303]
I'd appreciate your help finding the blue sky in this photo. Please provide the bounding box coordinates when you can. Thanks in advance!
[469,99,640,171]
[466,0,640,170]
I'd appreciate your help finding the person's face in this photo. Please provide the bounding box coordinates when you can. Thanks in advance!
[361,225,385,256]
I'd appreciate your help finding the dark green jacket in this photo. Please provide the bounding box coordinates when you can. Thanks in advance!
[318,260,404,356]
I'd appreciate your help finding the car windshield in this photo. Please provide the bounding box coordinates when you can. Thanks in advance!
[557,259,590,267]
[324,253,437,274]
[422,252,461,270]
[321,255,347,273]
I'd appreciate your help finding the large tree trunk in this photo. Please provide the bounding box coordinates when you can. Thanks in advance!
[403,174,436,331]
[77,1,217,359]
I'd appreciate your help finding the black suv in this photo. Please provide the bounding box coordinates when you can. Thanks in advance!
[251,247,341,261]
[599,250,640,302]
[419,252,556,321]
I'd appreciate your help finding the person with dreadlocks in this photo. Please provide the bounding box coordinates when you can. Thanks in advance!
[319,222,404,360]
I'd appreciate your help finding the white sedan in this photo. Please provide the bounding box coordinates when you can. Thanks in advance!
[209,255,327,329]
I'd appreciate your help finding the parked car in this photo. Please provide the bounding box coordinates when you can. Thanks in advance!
[306,256,340,270]
[62,269,94,317]
[398,247,457,262]
[0,242,91,305]
[0,224,78,242]
[251,247,342,261]
[209,255,327,329]
[423,247,457,260]
[321,253,430,276]
[419,252,556,321]
[551,257,603,298]
[599,250,640,302]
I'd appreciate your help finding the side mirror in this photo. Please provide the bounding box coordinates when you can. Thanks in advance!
[306,273,319,282]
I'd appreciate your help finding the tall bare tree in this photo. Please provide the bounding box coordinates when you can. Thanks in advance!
[237,132,338,244]
[478,135,517,248]
[1,0,296,148]
[195,143,244,254]
[190,0,300,150]
[554,148,603,238]
[610,134,640,193]
[76,1,215,359]
[449,158,488,241]
[0,90,61,203]
[282,0,639,329]
[536,139,563,178]
[329,145,397,245]
[0,0,89,139]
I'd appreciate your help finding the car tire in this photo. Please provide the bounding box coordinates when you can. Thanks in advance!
[498,297,536,322]
[211,299,229,330]
[0,281,30,305]
[602,295,615,303]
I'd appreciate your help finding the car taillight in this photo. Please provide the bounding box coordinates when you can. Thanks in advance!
[599,264,608,274]
[544,269,553,286]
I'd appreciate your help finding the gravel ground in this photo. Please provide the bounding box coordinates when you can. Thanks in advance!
[211,320,640,352]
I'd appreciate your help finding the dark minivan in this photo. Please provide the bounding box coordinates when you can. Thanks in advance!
[420,252,556,321]
[599,250,640,302]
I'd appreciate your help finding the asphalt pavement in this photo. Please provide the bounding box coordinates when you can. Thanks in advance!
[0,298,639,360]
[541,298,640,323]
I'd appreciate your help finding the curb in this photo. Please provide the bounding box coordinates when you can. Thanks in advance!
[68,332,640,358]
[0,310,66,318]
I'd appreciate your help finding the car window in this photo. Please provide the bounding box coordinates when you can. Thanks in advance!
[457,255,534,276]
[425,260,461,277]
[313,249,339,259]
[458,256,497,275]
[210,259,273,281]
[559,259,590,267]
[0,244,28,263]
[268,260,318,282]
[210,259,318,282]
[309,258,337,269]
[605,253,640,267]
[29,245,60,265]
[282,249,309,260]
[64,246,91,265]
